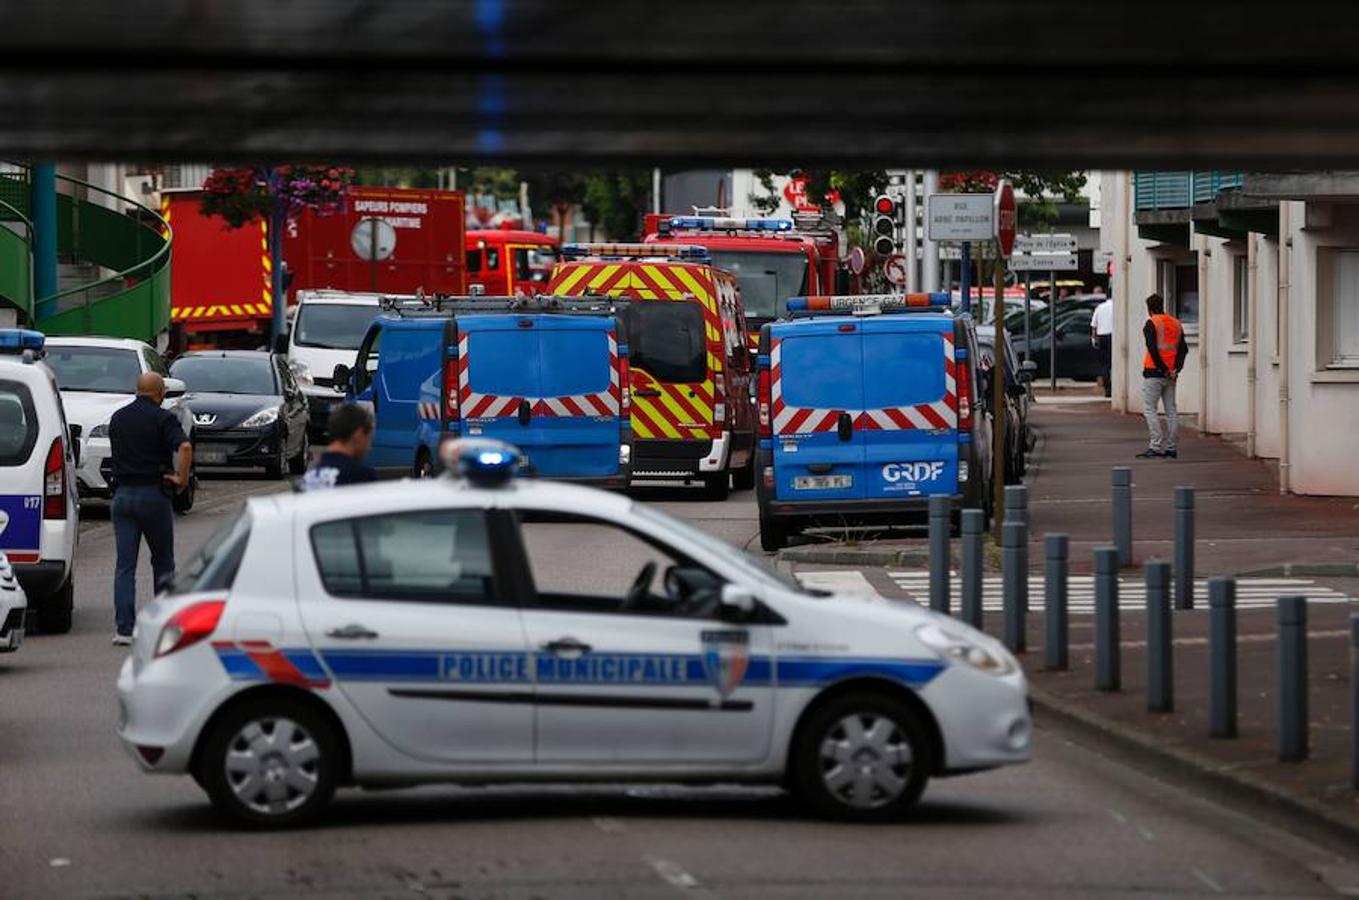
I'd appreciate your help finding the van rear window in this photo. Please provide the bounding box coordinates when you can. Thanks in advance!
[0,380,38,466]
[862,332,946,409]
[540,329,611,397]
[624,302,706,384]
[467,330,541,397]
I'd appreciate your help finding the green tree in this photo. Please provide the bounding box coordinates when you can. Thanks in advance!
[523,171,589,242]
[582,171,652,240]
[940,170,1087,229]
[748,169,889,226]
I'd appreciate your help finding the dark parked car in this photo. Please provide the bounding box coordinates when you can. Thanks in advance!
[975,324,1036,483]
[1007,296,1104,381]
[169,351,310,477]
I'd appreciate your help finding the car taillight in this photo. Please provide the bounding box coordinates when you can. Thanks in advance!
[758,368,772,438]
[43,437,65,519]
[956,357,973,431]
[618,354,631,415]
[154,600,226,658]
[713,373,726,425]
[443,357,460,420]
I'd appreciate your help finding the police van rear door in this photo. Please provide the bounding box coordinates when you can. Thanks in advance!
[458,314,544,462]
[770,320,865,501]
[533,317,621,478]
[858,317,959,501]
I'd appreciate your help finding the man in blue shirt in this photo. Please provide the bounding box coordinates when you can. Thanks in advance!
[302,403,378,490]
[108,372,192,644]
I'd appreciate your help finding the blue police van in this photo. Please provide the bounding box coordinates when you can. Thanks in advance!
[336,295,631,486]
[753,294,994,550]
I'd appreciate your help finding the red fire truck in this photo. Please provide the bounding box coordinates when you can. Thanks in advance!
[642,212,849,342]
[465,229,560,296]
[164,186,466,350]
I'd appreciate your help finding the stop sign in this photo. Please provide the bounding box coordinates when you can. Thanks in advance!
[994,181,1017,257]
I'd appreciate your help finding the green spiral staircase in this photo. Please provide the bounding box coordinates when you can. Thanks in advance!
[0,164,171,343]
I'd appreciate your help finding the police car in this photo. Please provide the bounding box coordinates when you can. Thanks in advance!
[0,551,28,651]
[0,330,80,633]
[116,438,1029,827]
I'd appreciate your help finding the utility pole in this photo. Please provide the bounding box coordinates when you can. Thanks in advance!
[993,253,1008,536]
[922,170,941,291]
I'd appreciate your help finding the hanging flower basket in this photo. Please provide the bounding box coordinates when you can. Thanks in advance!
[200,165,356,227]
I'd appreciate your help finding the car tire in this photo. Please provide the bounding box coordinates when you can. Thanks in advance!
[264,437,287,478]
[758,514,789,552]
[792,691,933,822]
[731,456,756,491]
[173,472,197,514]
[200,698,340,828]
[702,473,730,501]
[36,576,74,635]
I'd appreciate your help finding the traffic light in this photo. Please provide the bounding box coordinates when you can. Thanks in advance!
[872,194,896,257]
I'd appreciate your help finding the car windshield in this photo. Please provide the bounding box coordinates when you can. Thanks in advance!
[44,346,141,393]
[708,250,809,320]
[622,301,707,383]
[513,244,560,283]
[170,356,277,395]
[631,502,813,595]
[294,303,380,350]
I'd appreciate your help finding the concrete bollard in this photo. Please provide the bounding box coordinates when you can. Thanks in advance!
[960,509,985,630]
[1277,595,1309,762]
[1209,578,1237,739]
[1112,467,1133,567]
[1094,546,1121,691]
[1004,484,1028,530]
[1351,614,1359,789]
[1044,534,1069,671]
[928,494,951,615]
[1174,486,1195,610]
[1146,561,1173,713]
[1002,520,1028,653]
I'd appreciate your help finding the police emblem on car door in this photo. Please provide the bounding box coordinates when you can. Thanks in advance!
[701,630,749,699]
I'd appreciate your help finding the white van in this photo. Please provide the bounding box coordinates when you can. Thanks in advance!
[282,290,385,441]
[0,330,80,633]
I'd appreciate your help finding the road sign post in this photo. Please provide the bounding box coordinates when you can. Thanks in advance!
[1011,234,1078,386]
[992,181,1016,539]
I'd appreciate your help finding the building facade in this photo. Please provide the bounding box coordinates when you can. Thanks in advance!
[1101,170,1359,496]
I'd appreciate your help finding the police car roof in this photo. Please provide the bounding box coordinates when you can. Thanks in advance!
[45,335,151,350]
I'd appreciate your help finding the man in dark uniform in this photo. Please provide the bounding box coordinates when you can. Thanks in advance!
[302,403,377,490]
[108,372,192,645]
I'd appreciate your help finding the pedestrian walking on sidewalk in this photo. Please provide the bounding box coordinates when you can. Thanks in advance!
[1090,288,1114,397]
[301,402,377,491]
[108,372,192,645]
[1137,293,1188,459]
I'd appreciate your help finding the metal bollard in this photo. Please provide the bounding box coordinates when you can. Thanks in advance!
[1277,595,1309,762]
[928,494,951,615]
[1044,534,1069,671]
[1146,561,1173,712]
[1351,614,1359,789]
[1004,484,1028,529]
[1209,578,1237,738]
[960,509,984,630]
[1002,520,1027,653]
[1112,467,1133,567]
[1094,546,1121,691]
[1174,486,1195,610]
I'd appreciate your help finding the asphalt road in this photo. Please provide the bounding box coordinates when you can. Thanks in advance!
[3,473,1358,898]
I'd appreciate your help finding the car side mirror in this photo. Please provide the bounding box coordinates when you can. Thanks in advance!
[67,423,82,466]
[719,584,756,621]
[332,364,352,389]
[163,377,187,399]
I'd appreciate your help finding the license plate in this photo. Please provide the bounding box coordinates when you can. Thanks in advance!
[194,445,229,465]
[793,474,852,490]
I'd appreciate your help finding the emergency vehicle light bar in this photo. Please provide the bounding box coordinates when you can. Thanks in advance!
[561,243,709,262]
[439,437,523,486]
[0,328,45,354]
[786,294,951,313]
[666,216,793,233]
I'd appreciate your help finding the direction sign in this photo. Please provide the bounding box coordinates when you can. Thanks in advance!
[926,194,994,241]
[883,253,909,286]
[994,182,1017,257]
[1010,252,1078,272]
[1014,233,1077,254]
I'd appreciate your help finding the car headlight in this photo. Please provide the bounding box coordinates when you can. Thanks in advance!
[289,360,314,386]
[915,621,1016,676]
[88,423,109,439]
[240,406,281,429]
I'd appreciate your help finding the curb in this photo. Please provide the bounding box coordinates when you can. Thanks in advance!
[1028,684,1359,849]
[1236,562,1359,578]
[777,546,930,567]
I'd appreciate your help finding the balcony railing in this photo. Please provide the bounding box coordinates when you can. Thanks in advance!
[1134,171,1245,211]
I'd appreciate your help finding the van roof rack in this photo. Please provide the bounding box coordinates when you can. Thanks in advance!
[785,294,953,318]
[378,293,626,316]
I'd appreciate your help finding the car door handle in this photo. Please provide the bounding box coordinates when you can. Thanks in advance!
[326,624,379,640]
[540,637,592,655]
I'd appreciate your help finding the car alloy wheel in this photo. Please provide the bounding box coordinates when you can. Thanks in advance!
[818,713,913,810]
[223,716,321,817]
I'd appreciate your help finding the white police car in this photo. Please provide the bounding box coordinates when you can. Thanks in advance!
[117,439,1029,826]
[0,330,80,634]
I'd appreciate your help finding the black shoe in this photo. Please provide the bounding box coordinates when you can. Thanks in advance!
[1135,449,1163,459]
[1163,450,1178,459]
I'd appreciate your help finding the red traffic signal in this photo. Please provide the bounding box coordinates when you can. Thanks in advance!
[874,194,895,216]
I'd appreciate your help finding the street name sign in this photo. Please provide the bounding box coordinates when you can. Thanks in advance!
[1014,233,1077,254]
[926,193,994,241]
[1010,252,1078,271]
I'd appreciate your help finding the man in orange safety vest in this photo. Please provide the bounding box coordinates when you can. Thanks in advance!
[1136,293,1188,459]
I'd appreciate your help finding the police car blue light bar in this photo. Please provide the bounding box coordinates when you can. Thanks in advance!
[561,242,710,261]
[0,329,45,354]
[439,437,523,485]
[785,294,952,312]
[667,216,794,233]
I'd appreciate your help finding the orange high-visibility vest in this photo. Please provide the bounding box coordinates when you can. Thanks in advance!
[1143,313,1183,372]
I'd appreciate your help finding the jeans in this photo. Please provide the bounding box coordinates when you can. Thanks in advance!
[1096,335,1113,396]
[1141,376,1179,453]
[112,484,175,637]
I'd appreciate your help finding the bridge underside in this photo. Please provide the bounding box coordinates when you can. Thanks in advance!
[3,1,1359,167]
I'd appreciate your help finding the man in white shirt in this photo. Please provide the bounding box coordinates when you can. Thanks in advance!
[1090,288,1114,397]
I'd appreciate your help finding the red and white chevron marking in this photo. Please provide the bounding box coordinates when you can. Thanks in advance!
[416,401,442,420]
[456,331,622,420]
[770,332,958,435]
